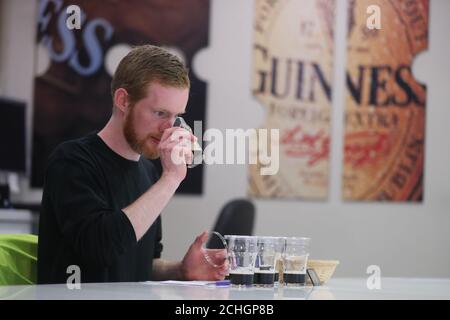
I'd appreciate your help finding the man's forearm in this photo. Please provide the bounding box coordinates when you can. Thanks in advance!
[122,174,180,240]
[152,258,184,281]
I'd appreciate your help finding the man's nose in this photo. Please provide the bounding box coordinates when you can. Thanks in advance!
[159,117,175,132]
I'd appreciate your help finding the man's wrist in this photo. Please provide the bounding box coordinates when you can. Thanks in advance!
[160,172,182,189]
[177,260,187,280]
[153,259,186,281]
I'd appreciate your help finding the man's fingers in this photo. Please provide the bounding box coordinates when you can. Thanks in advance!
[160,133,194,155]
[172,146,193,165]
[169,130,192,143]
[219,260,229,272]
[159,129,196,167]
[195,231,209,247]
[161,127,196,144]
[218,263,228,274]
[160,139,193,166]
[185,151,193,165]
[160,139,190,151]
[214,250,228,259]
[160,127,185,144]
[160,127,180,143]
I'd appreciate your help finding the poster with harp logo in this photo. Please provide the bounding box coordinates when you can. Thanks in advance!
[250,0,335,199]
[343,0,428,201]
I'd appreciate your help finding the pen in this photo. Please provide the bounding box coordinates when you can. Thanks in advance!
[207,280,230,287]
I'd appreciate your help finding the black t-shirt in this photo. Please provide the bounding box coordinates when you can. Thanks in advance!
[37,132,162,284]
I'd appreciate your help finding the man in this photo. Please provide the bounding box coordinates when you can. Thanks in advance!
[37,45,227,284]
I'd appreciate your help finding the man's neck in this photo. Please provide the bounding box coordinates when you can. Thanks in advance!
[97,116,140,162]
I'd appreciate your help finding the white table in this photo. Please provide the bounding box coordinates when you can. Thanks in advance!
[1,278,449,300]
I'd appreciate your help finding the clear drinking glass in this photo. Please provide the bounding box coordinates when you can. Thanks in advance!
[282,237,311,286]
[173,117,202,168]
[225,235,258,286]
[202,231,228,268]
[254,236,278,287]
[274,237,286,284]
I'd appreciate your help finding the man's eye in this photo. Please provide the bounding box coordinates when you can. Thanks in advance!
[154,111,167,118]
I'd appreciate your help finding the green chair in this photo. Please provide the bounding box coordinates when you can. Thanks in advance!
[0,234,38,285]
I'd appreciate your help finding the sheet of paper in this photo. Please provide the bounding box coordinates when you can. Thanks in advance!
[142,280,211,287]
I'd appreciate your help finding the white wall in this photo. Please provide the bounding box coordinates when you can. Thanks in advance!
[0,0,37,185]
[1,0,449,278]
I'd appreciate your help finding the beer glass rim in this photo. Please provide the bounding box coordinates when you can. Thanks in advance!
[256,236,280,239]
[224,235,257,240]
[256,236,281,242]
[284,236,311,243]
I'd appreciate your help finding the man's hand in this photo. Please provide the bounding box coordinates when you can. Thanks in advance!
[158,127,196,183]
[122,126,195,241]
[180,231,229,281]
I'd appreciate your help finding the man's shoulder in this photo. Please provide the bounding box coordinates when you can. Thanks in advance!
[48,133,98,167]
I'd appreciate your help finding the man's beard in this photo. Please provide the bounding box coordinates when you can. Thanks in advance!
[123,107,160,160]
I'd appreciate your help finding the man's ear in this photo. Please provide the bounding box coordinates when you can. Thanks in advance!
[113,88,130,113]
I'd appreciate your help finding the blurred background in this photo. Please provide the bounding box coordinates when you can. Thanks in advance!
[0,0,449,278]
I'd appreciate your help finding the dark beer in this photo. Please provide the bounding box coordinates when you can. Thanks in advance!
[254,270,275,286]
[229,272,254,286]
[284,272,306,285]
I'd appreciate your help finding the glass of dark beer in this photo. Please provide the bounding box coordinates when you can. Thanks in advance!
[282,237,311,286]
[225,235,258,287]
[254,236,278,287]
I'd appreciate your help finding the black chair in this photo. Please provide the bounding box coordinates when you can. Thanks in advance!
[207,199,256,248]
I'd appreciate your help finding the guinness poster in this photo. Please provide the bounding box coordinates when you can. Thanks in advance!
[31,0,210,194]
[343,0,428,201]
[250,0,335,199]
